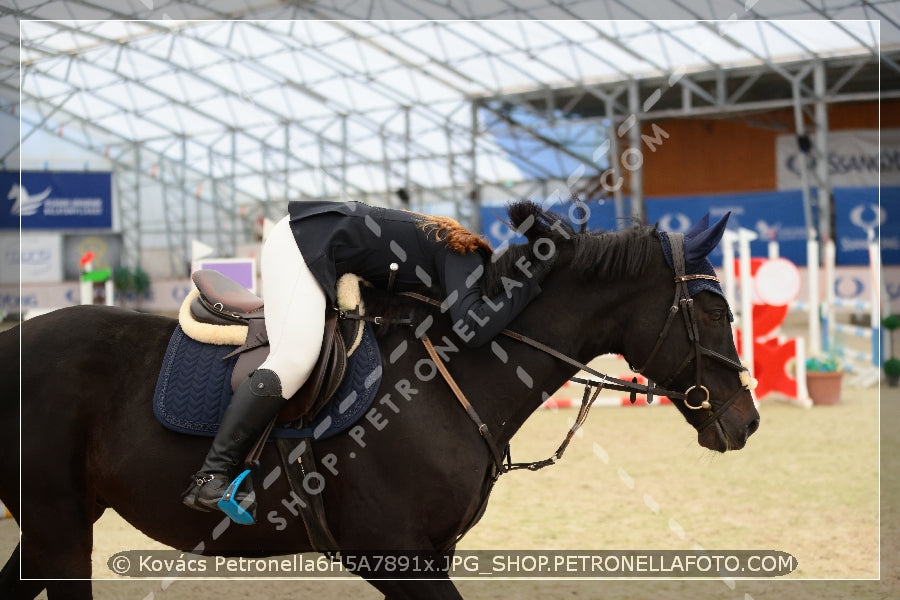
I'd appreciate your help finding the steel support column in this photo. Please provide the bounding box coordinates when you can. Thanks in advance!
[627,80,644,223]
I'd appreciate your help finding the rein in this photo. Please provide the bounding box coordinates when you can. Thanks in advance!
[400,291,689,475]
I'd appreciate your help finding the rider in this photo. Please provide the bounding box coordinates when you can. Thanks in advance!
[182,200,555,517]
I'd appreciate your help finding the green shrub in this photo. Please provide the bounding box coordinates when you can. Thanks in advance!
[883,314,900,331]
[884,357,900,377]
[806,355,841,372]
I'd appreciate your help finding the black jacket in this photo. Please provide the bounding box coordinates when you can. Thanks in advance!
[287,200,542,347]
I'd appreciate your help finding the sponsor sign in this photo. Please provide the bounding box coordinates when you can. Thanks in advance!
[646,190,809,265]
[776,129,900,189]
[479,188,894,267]
[0,233,64,284]
[1,171,113,230]
[833,186,899,266]
[645,187,895,266]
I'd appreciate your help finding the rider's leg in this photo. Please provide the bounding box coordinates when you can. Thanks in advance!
[183,216,327,515]
[256,217,328,400]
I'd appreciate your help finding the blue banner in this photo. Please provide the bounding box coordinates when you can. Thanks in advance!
[1,171,113,230]
[480,199,619,249]
[646,190,810,265]
[646,188,894,266]
[833,186,899,266]
[481,189,896,266]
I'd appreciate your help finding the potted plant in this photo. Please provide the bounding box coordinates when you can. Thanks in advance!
[113,266,152,310]
[884,357,900,387]
[805,353,844,405]
[112,266,134,306]
[132,266,151,310]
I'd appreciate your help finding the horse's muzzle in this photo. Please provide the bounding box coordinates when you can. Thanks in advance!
[699,404,760,452]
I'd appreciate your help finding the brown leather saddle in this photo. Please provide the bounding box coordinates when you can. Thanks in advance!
[189,269,362,425]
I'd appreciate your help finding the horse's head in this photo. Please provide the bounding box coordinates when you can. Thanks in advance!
[502,201,759,453]
[620,213,760,452]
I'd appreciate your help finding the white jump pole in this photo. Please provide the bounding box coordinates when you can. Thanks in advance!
[768,232,779,260]
[795,336,812,407]
[814,230,880,387]
[722,230,737,311]
[868,228,883,366]
[807,236,821,356]
[824,237,837,353]
[79,279,93,305]
[104,279,114,306]
[737,228,758,370]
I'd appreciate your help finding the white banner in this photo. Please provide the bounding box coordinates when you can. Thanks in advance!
[0,233,63,284]
[776,128,900,189]
[7,268,900,318]
[0,277,192,314]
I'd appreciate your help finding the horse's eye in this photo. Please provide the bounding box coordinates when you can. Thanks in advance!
[709,310,724,322]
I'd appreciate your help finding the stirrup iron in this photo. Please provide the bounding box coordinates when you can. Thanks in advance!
[217,469,256,525]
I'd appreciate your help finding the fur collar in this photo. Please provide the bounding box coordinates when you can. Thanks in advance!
[417,215,492,255]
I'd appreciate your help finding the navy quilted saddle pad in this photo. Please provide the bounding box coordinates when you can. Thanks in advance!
[153,322,382,440]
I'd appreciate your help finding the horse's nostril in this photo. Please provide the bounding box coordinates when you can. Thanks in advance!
[747,416,760,437]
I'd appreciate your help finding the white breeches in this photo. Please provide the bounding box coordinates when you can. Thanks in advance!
[258,216,327,399]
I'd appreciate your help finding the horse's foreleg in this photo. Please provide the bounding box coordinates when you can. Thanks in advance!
[1,540,92,600]
[1,543,46,600]
[364,575,464,600]
[18,499,94,599]
[347,551,464,600]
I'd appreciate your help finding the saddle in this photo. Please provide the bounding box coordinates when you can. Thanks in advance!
[182,269,366,425]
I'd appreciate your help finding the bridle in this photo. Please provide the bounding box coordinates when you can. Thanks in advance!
[628,232,754,432]
[392,231,755,474]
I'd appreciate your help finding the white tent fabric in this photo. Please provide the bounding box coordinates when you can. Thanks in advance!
[1,1,897,268]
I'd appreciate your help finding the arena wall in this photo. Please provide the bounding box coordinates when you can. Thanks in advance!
[639,99,899,196]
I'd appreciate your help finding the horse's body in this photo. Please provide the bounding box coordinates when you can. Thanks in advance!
[0,207,759,599]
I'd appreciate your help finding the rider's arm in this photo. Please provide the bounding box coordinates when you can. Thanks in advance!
[439,250,550,348]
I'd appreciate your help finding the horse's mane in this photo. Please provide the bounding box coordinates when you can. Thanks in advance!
[361,200,658,335]
[482,200,657,295]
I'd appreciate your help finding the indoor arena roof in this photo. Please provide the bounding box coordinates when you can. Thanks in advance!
[2,1,898,200]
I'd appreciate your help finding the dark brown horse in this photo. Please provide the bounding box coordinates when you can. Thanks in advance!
[0,203,759,599]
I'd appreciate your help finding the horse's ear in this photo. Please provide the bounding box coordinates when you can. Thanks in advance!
[506,199,573,242]
[684,212,730,262]
[684,214,710,240]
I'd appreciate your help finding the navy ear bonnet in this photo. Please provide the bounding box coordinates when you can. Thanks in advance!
[656,213,733,320]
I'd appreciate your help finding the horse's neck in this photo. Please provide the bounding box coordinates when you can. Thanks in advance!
[475,272,628,447]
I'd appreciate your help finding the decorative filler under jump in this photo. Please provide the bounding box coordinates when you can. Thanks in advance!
[1,200,759,600]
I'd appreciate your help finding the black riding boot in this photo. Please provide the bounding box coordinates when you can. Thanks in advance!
[182,369,285,517]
